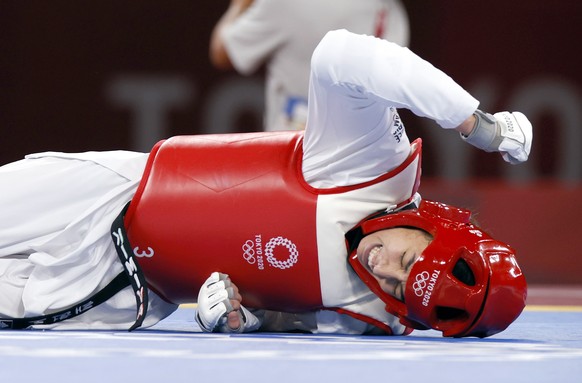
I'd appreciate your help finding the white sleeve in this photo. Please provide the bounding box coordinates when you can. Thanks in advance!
[302,29,479,187]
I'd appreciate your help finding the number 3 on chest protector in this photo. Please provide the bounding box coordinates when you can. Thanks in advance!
[133,246,154,258]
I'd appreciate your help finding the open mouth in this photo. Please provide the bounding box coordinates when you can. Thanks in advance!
[365,244,384,272]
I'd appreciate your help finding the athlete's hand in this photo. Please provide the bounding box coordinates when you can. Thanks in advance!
[461,110,533,164]
[195,272,261,333]
[195,272,243,332]
[494,111,533,164]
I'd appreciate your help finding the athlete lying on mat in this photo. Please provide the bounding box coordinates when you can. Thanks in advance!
[0,30,531,337]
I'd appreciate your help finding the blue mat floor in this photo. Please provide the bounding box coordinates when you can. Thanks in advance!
[1,303,581,383]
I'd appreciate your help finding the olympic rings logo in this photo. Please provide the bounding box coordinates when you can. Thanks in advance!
[242,240,256,264]
[265,236,298,269]
[242,236,299,270]
[412,271,430,297]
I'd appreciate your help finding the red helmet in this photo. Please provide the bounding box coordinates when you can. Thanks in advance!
[346,199,527,338]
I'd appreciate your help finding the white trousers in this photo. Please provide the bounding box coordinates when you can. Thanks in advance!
[0,152,176,329]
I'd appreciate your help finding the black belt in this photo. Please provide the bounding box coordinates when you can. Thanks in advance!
[0,202,148,330]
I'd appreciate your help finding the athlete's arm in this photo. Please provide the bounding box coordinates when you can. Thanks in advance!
[303,29,479,186]
[195,273,392,334]
[303,30,532,188]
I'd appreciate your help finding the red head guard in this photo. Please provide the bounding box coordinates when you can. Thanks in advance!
[346,199,527,338]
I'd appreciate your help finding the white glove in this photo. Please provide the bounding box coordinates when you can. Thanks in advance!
[461,110,533,164]
[195,272,261,333]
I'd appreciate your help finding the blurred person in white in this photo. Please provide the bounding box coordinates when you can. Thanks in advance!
[210,0,410,131]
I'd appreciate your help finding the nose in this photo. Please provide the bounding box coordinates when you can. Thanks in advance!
[373,265,407,284]
[372,266,408,301]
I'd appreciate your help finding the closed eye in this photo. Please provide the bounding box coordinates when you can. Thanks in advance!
[405,251,417,274]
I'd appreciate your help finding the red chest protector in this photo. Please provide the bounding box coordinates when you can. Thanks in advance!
[124,132,322,311]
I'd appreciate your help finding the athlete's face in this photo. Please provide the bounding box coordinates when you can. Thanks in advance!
[356,227,432,301]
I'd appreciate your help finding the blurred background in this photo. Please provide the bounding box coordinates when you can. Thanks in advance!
[2,0,581,285]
